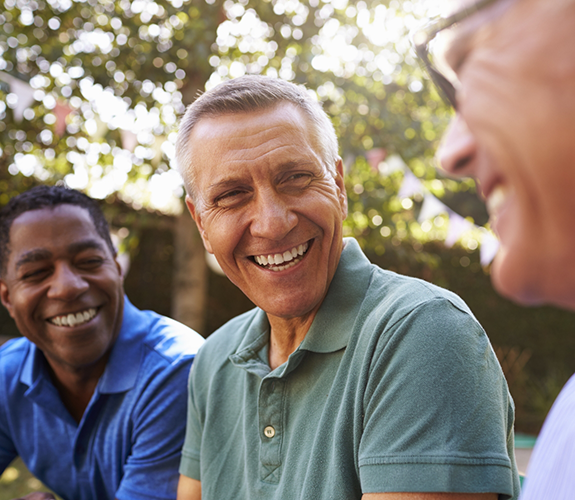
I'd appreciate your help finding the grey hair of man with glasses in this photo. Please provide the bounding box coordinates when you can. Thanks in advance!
[414,0,575,498]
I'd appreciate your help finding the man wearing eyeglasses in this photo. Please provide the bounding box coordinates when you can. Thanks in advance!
[414,0,575,498]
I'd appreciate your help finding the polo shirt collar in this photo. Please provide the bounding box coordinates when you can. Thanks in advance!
[229,309,271,379]
[20,341,43,388]
[97,296,143,394]
[299,238,372,354]
[19,296,141,395]
[231,237,373,370]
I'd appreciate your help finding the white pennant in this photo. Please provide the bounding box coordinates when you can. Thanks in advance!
[121,129,138,152]
[381,154,408,176]
[418,193,447,223]
[444,212,474,248]
[398,170,424,199]
[0,71,35,122]
[480,231,500,266]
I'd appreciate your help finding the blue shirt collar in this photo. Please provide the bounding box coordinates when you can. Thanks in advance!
[98,296,143,394]
[19,296,143,395]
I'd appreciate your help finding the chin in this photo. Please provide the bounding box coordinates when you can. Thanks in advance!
[491,250,545,307]
[492,250,575,311]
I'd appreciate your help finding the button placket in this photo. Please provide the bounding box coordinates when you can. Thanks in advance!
[258,377,285,482]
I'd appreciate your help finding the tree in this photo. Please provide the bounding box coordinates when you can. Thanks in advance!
[0,0,479,331]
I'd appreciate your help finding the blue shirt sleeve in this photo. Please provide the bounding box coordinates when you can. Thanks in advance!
[0,343,19,473]
[115,354,194,500]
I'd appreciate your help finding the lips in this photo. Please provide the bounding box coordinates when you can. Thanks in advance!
[47,308,98,327]
[253,241,310,272]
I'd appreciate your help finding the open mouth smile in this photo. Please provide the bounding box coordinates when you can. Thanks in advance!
[252,241,310,272]
[48,308,98,327]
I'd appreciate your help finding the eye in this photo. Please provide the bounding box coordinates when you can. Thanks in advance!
[21,267,50,281]
[78,258,104,269]
[75,252,106,269]
[214,189,250,208]
[281,172,313,190]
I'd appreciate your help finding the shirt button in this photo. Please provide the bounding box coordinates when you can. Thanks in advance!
[264,425,275,438]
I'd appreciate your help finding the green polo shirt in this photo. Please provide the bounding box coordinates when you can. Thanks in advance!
[180,238,519,499]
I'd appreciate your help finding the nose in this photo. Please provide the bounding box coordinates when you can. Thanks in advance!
[249,188,298,241]
[437,114,477,177]
[47,263,89,301]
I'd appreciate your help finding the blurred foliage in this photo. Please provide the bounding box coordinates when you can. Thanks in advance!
[0,0,458,217]
[0,458,61,500]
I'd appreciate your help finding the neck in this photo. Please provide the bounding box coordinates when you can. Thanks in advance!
[46,357,108,423]
[267,311,317,370]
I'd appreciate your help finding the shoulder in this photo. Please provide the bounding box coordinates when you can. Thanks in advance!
[0,337,29,374]
[123,300,205,364]
[520,375,575,498]
[537,374,575,441]
[362,266,478,330]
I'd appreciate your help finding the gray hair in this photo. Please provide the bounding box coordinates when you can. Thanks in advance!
[174,75,340,200]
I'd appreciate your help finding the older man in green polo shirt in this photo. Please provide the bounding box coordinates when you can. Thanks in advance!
[173,75,519,500]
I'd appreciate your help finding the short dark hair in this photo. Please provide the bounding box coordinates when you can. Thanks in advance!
[0,185,115,276]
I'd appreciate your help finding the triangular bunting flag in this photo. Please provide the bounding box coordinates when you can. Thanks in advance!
[444,212,474,247]
[480,231,500,266]
[366,148,386,172]
[418,193,447,223]
[0,72,35,122]
[398,170,424,199]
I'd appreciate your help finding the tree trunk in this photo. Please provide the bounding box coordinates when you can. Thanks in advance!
[171,212,208,335]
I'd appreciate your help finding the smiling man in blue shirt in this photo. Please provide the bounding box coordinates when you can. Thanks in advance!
[0,185,204,500]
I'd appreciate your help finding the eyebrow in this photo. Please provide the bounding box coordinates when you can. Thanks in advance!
[14,239,107,271]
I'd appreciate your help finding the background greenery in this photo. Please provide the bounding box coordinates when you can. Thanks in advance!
[1,0,574,495]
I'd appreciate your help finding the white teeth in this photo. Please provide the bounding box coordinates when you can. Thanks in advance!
[253,242,309,271]
[486,185,508,216]
[67,314,77,327]
[49,308,97,327]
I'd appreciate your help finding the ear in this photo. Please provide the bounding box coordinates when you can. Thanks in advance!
[185,195,213,254]
[334,158,348,218]
[114,255,126,282]
[0,280,15,319]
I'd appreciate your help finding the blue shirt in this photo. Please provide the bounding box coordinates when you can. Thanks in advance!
[0,297,204,500]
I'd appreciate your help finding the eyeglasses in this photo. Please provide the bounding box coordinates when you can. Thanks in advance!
[412,0,502,109]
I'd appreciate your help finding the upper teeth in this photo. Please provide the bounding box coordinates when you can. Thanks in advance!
[486,185,509,217]
[49,308,97,327]
[254,242,309,270]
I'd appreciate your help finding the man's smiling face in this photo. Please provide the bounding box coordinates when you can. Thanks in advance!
[0,204,124,374]
[185,103,348,323]
[437,0,575,308]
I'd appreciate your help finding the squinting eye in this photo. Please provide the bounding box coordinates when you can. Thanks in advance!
[283,173,312,188]
[215,190,249,208]
[78,258,104,268]
[21,268,49,281]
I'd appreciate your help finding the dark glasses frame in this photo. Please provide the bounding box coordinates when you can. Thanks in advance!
[412,0,501,109]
